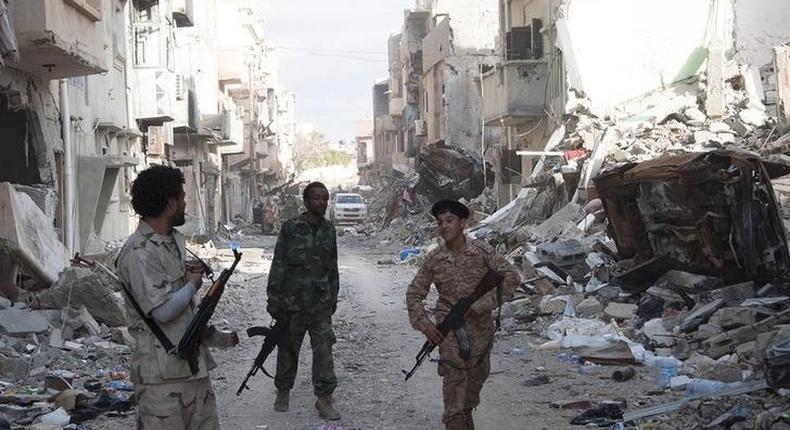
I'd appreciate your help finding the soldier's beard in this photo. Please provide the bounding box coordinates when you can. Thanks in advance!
[172,212,186,227]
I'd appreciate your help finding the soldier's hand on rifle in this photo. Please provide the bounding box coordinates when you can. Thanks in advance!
[421,323,444,345]
[185,262,204,290]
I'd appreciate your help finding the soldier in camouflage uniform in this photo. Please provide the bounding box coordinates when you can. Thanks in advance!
[266,182,341,420]
[116,165,220,430]
[406,200,519,430]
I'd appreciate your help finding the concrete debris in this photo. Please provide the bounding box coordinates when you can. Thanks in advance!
[32,267,127,327]
[0,309,48,337]
[604,303,637,321]
[0,183,69,288]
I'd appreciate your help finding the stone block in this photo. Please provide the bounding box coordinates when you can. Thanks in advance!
[34,267,127,327]
[604,302,637,320]
[694,322,724,341]
[657,271,723,293]
[0,350,28,381]
[576,297,603,318]
[0,309,48,336]
[679,299,726,333]
[714,307,756,330]
[713,282,755,306]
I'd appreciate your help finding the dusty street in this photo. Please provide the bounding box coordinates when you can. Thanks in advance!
[97,233,663,430]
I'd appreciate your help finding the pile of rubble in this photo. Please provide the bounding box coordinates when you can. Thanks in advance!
[470,57,790,427]
[0,184,138,428]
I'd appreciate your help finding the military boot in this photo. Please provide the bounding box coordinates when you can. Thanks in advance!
[445,415,467,430]
[315,395,341,420]
[464,409,475,430]
[274,389,289,412]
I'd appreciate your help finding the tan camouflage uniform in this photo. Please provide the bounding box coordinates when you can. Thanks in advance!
[406,239,519,429]
[267,213,339,396]
[117,222,219,430]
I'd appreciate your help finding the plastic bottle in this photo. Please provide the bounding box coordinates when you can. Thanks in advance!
[685,379,744,396]
[654,358,678,389]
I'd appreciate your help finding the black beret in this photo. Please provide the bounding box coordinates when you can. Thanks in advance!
[431,200,470,219]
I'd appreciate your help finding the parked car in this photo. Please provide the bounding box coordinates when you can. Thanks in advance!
[329,193,367,224]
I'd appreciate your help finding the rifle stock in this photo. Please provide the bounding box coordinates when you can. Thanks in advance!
[403,268,504,380]
[177,248,243,373]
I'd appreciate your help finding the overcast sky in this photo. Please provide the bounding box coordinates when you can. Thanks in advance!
[259,1,414,143]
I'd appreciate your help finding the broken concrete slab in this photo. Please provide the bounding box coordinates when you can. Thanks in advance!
[576,297,603,318]
[604,303,637,320]
[684,107,707,126]
[0,349,28,382]
[712,282,755,306]
[738,108,767,127]
[642,318,675,346]
[0,309,48,336]
[0,183,69,288]
[657,271,723,293]
[714,307,757,330]
[679,299,726,333]
[694,322,724,342]
[32,267,126,327]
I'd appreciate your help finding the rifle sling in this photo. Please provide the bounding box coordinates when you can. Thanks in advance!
[119,281,177,354]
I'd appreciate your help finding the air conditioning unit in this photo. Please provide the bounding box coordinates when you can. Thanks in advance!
[175,75,185,101]
[414,120,426,136]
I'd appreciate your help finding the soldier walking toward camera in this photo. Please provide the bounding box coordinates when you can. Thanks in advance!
[406,200,519,430]
[116,165,220,430]
[266,181,341,420]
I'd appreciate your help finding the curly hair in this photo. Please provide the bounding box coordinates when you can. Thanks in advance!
[131,165,185,218]
[302,181,328,201]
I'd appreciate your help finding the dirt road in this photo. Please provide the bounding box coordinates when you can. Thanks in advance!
[95,234,662,429]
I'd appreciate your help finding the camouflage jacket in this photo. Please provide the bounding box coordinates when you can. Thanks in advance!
[406,239,519,359]
[116,222,215,385]
[267,213,339,314]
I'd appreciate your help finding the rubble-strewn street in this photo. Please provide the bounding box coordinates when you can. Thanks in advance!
[3,0,790,428]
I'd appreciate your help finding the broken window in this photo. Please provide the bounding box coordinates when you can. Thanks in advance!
[506,19,543,61]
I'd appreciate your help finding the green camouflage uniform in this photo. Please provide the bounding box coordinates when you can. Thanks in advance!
[406,239,518,429]
[267,213,339,396]
[117,222,219,430]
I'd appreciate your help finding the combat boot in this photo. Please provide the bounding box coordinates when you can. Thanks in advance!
[315,395,341,420]
[274,389,289,412]
[445,415,467,430]
[464,409,475,430]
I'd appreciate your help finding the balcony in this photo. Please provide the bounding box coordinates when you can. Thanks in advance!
[8,0,106,79]
[482,60,548,126]
[172,0,194,27]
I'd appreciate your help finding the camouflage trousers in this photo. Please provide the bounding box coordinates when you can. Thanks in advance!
[135,377,219,430]
[274,312,337,396]
[437,320,494,427]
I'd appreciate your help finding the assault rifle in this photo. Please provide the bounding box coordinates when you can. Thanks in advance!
[402,268,504,381]
[178,248,243,374]
[236,319,287,395]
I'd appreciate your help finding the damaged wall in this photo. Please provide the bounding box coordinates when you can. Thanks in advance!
[733,0,790,69]
[562,0,732,113]
[420,0,499,155]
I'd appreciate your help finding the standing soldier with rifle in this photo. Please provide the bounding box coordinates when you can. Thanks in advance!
[116,165,220,429]
[406,200,519,430]
[266,181,341,420]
